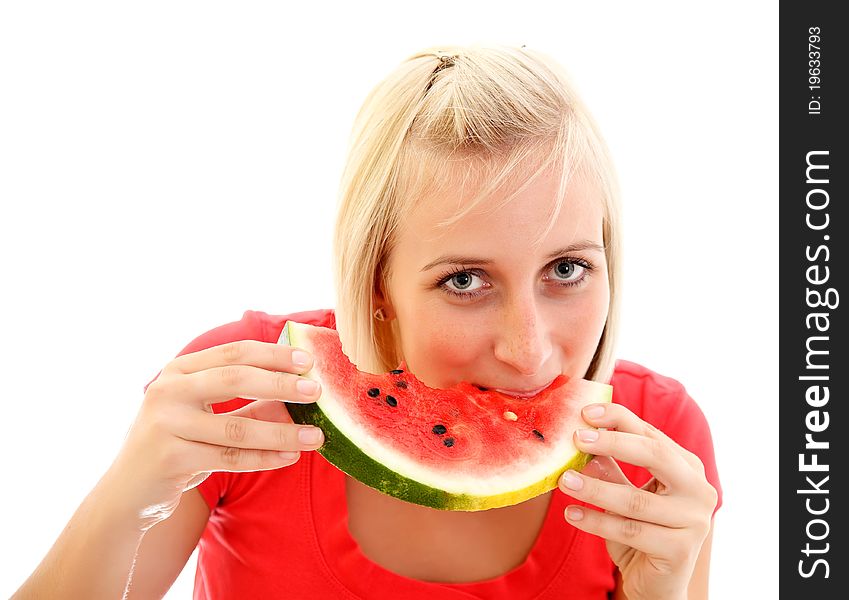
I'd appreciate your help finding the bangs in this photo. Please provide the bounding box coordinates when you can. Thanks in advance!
[394,123,595,249]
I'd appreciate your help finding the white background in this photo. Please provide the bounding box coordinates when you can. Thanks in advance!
[0,2,777,598]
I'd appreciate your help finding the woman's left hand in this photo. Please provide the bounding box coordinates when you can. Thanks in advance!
[558,402,718,600]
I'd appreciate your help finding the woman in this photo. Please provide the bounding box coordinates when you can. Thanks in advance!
[14,44,721,599]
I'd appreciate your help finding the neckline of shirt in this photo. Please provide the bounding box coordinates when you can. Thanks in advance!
[306,452,582,599]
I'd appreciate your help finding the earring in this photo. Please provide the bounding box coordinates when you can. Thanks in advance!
[373,307,386,321]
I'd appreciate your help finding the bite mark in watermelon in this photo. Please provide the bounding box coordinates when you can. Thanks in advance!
[280,321,612,511]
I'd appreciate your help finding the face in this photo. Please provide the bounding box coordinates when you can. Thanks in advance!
[379,164,610,395]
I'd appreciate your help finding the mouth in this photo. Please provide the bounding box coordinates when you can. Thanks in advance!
[477,380,556,398]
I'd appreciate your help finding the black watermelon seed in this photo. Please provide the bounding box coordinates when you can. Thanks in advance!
[432,424,447,435]
[395,380,408,389]
[367,388,380,398]
[473,384,489,391]
[385,395,398,407]
[390,369,404,375]
[443,437,455,447]
[532,429,545,441]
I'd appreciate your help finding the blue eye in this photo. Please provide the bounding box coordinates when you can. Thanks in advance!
[545,259,594,287]
[446,271,482,292]
[551,260,580,280]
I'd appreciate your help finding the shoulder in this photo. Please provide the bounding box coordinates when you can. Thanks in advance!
[610,359,707,435]
[611,359,689,398]
[175,308,337,354]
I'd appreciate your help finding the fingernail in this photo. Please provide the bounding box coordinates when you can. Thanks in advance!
[298,427,324,445]
[561,470,583,491]
[577,428,599,443]
[565,506,584,521]
[296,378,319,395]
[583,404,605,419]
[291,350,311,367]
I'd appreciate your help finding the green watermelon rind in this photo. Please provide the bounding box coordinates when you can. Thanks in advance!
[282,320,606,511]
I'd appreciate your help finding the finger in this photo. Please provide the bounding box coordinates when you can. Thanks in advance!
[182,438,304,473]
[581,402,674,442]
[585,403,709,477]
[573,427,694,490]
[564,504,675,557]
[165,340,314,377]
[559,470,690,528]
[175,365,322,409]
[225,399,294,424]
[172,409,325,452]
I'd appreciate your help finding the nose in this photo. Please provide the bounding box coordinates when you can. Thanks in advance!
[493,297,553,377]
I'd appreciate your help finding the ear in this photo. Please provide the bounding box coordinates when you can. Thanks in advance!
[373,272,397,321]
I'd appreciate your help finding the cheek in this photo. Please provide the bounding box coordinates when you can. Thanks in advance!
[575,282,610,354]
[587,280,610,332]
[551,281,610,358]
[563,307,605,352]
[398,310,488,381]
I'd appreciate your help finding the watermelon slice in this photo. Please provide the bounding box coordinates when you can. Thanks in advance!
[280,321,612,511]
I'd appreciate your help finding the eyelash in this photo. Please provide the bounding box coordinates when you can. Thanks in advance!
[435,258,596,300]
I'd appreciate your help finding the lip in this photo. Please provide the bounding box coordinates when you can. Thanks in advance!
[490,380,556,398]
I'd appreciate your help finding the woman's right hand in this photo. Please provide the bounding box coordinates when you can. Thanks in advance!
[107,340,325,531]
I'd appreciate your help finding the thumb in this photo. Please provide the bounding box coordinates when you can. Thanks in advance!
[579,455,630,485]
[227,399,294,424]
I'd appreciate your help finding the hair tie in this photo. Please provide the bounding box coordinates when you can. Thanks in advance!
[433,51,458,65]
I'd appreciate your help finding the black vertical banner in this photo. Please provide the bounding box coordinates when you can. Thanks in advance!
[781,3,847,596]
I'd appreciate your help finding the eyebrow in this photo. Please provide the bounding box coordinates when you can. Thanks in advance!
[420,241,606,272]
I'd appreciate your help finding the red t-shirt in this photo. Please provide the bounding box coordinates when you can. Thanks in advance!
[145,309,723,600]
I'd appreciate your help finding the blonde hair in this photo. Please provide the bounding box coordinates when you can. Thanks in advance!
[332,44,622,383]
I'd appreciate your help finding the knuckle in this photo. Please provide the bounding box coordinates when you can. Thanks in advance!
[276,424,292,450]
[605,430,619,454]
[272,371,292,398]
[649,438,669,462]
[704,482,719,511]
[158,438,186,471]
[142,401,182,439]
[258,450,278,469]
[160,360,179,376]
[218,365,243,387]
[627,489,650,516]
[224,418,248,443]
[642,421,661,437]
[690,452,707,476]
[669,536,693,562]
[144,379,169,404]
[222,341,248,363]
[621,517,642,539]
[146,409,172,437]
[221,445,242,467]
[163,354,192,376]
